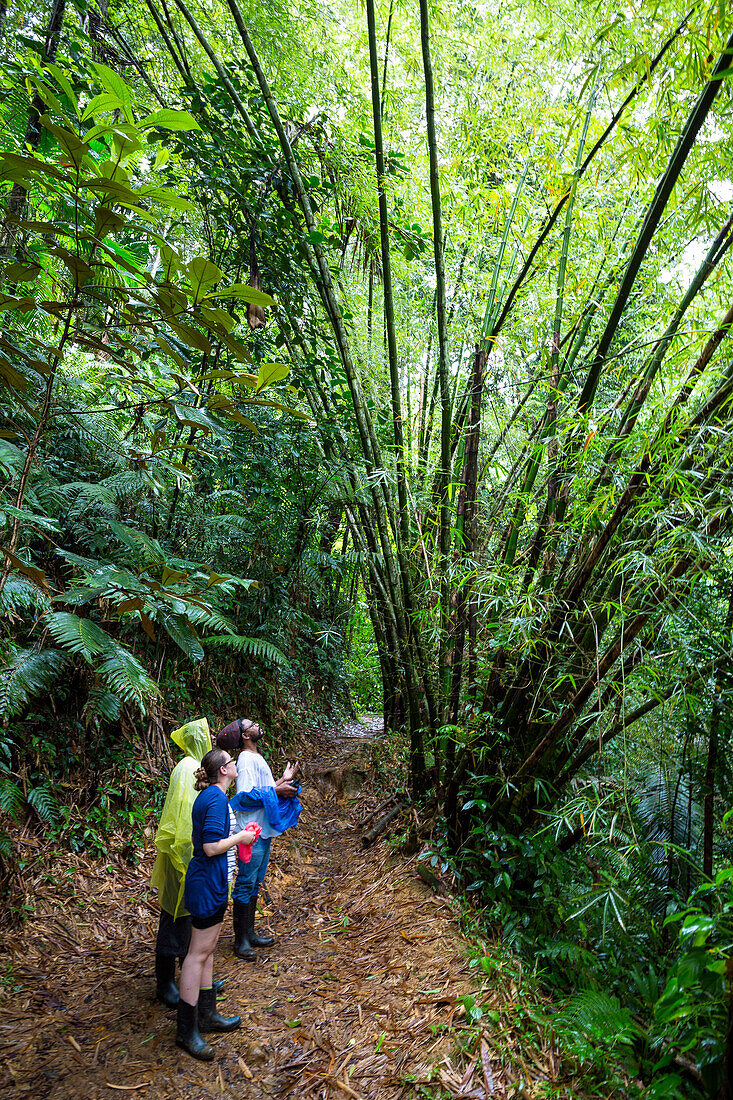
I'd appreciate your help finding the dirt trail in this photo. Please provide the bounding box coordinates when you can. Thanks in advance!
[0,719,488,1099]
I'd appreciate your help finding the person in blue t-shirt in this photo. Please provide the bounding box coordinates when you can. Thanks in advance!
[175,748,256,1061]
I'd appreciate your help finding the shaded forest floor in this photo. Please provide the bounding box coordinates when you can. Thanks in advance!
[1,719,595,1099]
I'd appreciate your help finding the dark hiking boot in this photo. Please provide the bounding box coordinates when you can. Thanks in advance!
[198,987,241,1032]
[248,895,274,948]
[233,899,255,961]
[175,999,214,1061]
[155,954,179,1008]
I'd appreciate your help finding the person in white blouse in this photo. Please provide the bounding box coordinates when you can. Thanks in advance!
[216,718,299,960]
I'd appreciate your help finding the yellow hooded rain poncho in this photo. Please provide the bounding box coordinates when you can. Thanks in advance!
[150,718,212,918]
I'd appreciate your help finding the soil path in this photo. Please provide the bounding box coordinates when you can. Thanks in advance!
[0,718,486,1099]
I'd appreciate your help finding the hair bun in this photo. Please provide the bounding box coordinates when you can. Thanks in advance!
[194,764,209,791]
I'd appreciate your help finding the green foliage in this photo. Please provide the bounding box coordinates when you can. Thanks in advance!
[649,870,733,1096]
[26,782,58,824]
[3,7,733,1094]
[203,634,289,667]
[0,647,69,717]
[343,598,381,713]
[556,988,644,1061]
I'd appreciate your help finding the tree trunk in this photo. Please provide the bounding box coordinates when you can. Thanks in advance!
[1,0,66,257]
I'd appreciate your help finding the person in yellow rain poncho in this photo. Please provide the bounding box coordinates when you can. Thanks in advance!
[151,718,212,1007]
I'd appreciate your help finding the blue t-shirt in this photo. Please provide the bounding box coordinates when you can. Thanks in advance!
[184,785,230,919]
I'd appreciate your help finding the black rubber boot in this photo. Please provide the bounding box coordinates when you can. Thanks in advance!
[213,977,225,996]
[232,899,255,961]
[175,999,214,1061]
[248,895,274,948]
[155,954,179,1008]
[198,987,241,1033]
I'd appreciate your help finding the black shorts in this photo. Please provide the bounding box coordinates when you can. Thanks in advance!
[191,903,227,930]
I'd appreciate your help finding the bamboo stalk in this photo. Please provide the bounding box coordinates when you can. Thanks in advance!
[489,10,694,345]
[172,0,264,150]
[366,0,408,546]
[575,29,733,417]
[418,0,451,724]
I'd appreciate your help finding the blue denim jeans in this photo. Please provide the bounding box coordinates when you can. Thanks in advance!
[232,837,272,904]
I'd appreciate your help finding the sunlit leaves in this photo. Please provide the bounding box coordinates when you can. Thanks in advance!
[139,109,200,131]
[91,62,135,124]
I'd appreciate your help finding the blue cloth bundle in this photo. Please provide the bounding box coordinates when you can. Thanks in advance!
[229,785,302,834]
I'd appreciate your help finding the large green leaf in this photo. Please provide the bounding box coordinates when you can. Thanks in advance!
[139,109,200,131]
[80,92,126,122]
[185,257,224,298]
[39,115,88,166]
[255,363,289,391]
[161,613,204,662]
[91,63,135,123]
[206,283,276,308]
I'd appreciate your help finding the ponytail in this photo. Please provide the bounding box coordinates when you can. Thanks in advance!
[194,748,229,790]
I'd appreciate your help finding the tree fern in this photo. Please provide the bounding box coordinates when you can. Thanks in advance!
[202,634,290,668]
[0,647,70,717]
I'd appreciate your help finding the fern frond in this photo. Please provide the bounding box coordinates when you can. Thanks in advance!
[0,647,69,717]
[103,471,156,502]
[27,783,57,823]
[0,576,51,616]
[45,613,156,708]
[202,634,290,668]
[0,773,24,819]
[83,687,122,725]
[297,561,327,593]
[60,481,118,522]
[96,641,157,707]
[536,941,598,969]
[184,604,235,634]
[635,763,702,849]
[45,612,111,659]
[108,519,167,565]
[204,514,251,535]
[307,549,344,574]
[558,989,643,1047]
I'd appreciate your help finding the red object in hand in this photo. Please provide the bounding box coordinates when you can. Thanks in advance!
[238,822,262,863]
